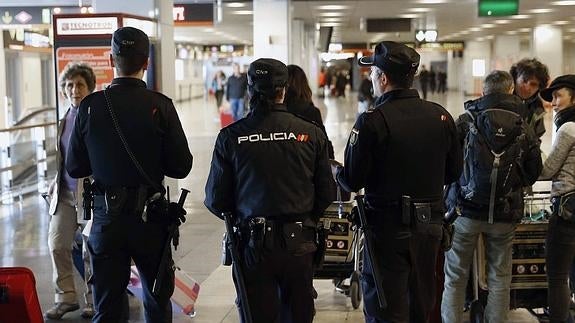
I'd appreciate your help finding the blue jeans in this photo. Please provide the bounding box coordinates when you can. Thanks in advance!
[441,217,517,323]
[547,213,575,323]
[229,98,245,121]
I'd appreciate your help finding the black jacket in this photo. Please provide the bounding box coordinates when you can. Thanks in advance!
[285,93,335,159]
[447,92,542,221]
[226,73,247,100]
[204,105,335,222]
[357,78,373,103]
[66,78,193,187]
[337,89,463,206]
[514,90,547,139]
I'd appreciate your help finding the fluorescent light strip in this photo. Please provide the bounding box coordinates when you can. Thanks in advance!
[316,5,349,10]
[528,8,554,13]
[226,2,245,8]
[318,12,346,17]
[551,1,575,5]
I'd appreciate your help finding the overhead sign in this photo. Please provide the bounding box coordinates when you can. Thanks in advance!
[0,7,52,25]
[415,30,438,42]
[478,0,518,17]
[418,42,464,51]
[173,3,214,26]
[56,17,118,36]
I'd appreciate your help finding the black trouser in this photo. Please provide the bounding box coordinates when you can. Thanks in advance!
[215,90,224,108]
[233,223,316,323]
[88,195,174,323]
[362,210,443,323]
[546,199,575,323]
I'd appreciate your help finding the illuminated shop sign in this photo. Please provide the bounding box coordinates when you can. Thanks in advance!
[56,17,118,35]
[418,42,464,51]
[173,3,214,26]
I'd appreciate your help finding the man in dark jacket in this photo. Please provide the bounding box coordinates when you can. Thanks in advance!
[66,27,193,322]
[334,41,463,323]
[205,58,335,323]
[442,70,542,323]
[510,58,550,139]
[227,63,248,121]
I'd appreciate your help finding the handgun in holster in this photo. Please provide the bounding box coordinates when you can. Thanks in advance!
[245,217,266,268]
[401,195,411,225]
[82,178,93,221]
[313,221,328,269]
[221,232,233,266]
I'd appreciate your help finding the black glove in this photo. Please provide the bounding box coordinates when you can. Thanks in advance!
[348,206,361,227]
[168,202,187,226]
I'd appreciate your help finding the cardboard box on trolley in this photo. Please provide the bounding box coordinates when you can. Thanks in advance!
[52,13,158,120]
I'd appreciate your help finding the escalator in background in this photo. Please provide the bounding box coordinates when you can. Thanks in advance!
[0,107,57,203]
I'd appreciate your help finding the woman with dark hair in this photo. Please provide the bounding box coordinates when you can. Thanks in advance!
[285,64,335,159]
[538,75,575,323]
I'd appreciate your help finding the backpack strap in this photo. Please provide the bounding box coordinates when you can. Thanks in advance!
[488,152,505,224]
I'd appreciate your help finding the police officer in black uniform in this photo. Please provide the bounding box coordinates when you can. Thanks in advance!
[204,58,335,323]
[334,41,463,323]
[66,27,193,322]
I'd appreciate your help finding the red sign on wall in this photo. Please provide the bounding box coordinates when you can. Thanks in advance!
[56,46,114,91]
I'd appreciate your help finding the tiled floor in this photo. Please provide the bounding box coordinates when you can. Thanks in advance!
[0,89,552,322]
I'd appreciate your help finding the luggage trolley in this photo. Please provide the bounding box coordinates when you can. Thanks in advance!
[468,190,552,322]
[314,187,364,309]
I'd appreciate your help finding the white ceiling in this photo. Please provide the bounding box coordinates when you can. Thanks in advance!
[174,0,575,46]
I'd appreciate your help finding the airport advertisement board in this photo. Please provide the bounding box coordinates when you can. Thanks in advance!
[55,47,114,91]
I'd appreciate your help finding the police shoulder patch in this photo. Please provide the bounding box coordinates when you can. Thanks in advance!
[349,128,359,146]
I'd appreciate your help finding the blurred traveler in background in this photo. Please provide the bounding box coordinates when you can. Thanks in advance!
[212,70,226,110]
[227,63,248,121]
[286,64,335,159]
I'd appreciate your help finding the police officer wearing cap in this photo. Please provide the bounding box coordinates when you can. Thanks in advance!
[334,41,463,322]
[66,27,192,322]
[205,58,335,323]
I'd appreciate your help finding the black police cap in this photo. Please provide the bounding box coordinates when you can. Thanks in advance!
[540,74,575,102]
[358,41,420,75]
[247,58,288,95]
[111,27,149,57]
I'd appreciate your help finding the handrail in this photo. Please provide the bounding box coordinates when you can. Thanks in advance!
[0,122,56,133]
[13,107,56,127]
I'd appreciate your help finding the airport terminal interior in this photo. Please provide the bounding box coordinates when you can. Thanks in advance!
[1,0,575,322]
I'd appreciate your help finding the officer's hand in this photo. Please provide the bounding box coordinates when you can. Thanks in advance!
[168,202,187,226]
[329,159,343,183]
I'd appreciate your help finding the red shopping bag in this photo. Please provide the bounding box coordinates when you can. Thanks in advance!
[172,269,200,316]
[219,101,233,128]
[128,266,200,316]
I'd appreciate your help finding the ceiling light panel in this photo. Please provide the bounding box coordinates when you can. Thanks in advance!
[225,2,245,8]
[415,0,449,3]
[510,15,531,19]
[551,1,575,5]
[318,12,346,17]
[316,5,349,10]
[407,8,433,12]
[527,8,554,14]
[232,10,253,15]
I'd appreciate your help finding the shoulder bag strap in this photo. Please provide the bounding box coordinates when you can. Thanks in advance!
[103,88,165,195]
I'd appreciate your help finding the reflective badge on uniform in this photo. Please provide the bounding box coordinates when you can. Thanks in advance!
[349,128,359,146]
